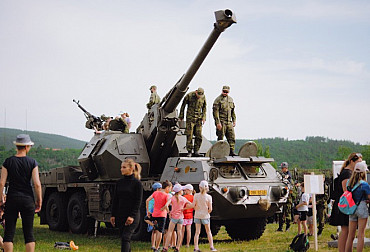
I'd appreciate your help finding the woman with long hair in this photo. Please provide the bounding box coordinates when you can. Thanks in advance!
[330,153,363,252]
[110,159,143,252]
[345,162,370,252]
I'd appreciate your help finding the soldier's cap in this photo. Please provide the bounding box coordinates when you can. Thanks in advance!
[149,85,157,90]
[13,134,34,146]
[152,182,162,190]
[100,114,112,121]
[196,87,204,96]
[354,162,368,173]
[280,162,289,169]
[222,85,230,91]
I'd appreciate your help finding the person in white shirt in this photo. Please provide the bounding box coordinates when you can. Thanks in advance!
[295,182,309,235]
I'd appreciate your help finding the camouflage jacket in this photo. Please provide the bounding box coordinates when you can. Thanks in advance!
[146,92,161,109]
[179,91,207,122]
[212,94,236,124]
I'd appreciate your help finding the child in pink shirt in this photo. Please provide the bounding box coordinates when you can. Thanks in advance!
[146,181,172,252]
[161,184,190,252]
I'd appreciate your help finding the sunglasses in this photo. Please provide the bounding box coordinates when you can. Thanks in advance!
[222,90,229,93]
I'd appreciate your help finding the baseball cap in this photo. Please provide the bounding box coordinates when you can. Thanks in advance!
[354,162,368,173]
[280,162,289,169]
[149,85,157,90]
[196,87,204,97]
[152,182,162,190]
[199,180,209,189]
[13,134,34,146]
[183,184,193,191]
[173,183,184,193]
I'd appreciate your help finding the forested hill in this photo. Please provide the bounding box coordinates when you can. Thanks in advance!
[1,128,369,171]
[235,136,368,170]
[0,128,85,149]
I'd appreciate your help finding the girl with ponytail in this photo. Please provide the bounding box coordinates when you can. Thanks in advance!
[110,159,143,252]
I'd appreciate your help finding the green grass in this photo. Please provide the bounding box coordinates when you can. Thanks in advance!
[3,216,370,251]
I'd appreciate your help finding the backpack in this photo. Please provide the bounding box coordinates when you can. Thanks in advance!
[289,233,310,252]
[338,180,365,215]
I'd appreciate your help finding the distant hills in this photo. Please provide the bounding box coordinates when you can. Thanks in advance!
[0,128,86,150]
[1,128,368,171]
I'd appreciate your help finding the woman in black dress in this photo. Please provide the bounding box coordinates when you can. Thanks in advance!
[330,153,363,252]
[110,159,143,252]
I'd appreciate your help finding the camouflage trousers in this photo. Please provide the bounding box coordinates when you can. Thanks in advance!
[216,122,235,151]
[317,204,326,230]
[185,120,203,152]
[278,203,292,229]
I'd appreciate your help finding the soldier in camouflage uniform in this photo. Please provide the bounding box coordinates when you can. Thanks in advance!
[212,86,236,156]
[179,87,206,157]
[146,85,161,109]
[277,162,293,231]
[316,176,329,235]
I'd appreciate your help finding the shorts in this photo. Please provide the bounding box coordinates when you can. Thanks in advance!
[194,218,210,225]
[349,201,369,221]
[183,218,193,226]
[171,218,184,224]
[307,215,313,225]
[298,211,307,221]
[151,217,166,233]
[307,208,313,217]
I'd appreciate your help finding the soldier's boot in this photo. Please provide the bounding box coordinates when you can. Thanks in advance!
[318,228,323,236]
[285,222,290,232]
[187,151,192,157]
[193,151,200,157]
[229,149,236,156]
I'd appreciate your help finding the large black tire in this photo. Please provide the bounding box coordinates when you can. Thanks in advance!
[225,218,267,241]
[67,191,90,234]
[131,200,151,241]
[45,192,68,231]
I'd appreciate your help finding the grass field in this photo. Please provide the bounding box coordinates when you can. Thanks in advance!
[3,216,370,251]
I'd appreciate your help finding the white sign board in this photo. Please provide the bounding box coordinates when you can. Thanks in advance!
[304,174,324,194]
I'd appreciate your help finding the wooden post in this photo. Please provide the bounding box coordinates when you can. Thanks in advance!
[311,171,318,251]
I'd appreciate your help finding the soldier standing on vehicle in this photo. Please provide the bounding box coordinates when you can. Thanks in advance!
[179,87,206,157]
[316,176,329,236]
[147,85,161,110]
[212,85,236,156]
[277,162,293,231]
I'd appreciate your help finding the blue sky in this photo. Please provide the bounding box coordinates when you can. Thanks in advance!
[1,0,369,144]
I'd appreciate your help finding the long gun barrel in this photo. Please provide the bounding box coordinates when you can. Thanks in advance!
[73,99,103,130]
[161,9,236,114]
[146,10,236,175]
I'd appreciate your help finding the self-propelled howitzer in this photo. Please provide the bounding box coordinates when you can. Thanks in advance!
[40,9,289,241]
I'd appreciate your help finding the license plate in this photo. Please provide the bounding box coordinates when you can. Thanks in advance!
[248,190,267,196]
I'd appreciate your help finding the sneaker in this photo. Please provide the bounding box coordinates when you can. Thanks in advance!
[331,233,338,240]
[194,249,201,252]
[193,151,200,157]
[187,151,192,157]
[185,245,190,248]
[210,247,217,252]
